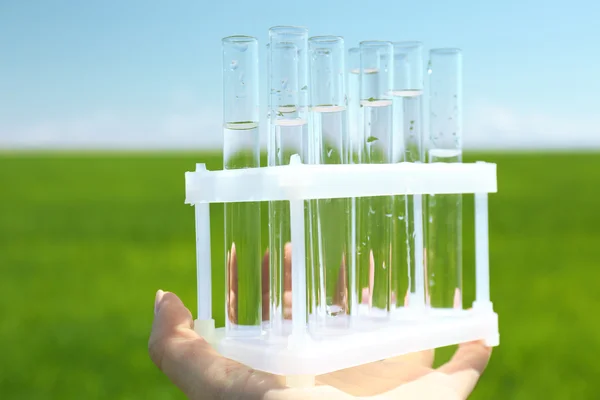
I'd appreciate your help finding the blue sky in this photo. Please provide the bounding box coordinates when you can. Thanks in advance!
[1,0,599,149]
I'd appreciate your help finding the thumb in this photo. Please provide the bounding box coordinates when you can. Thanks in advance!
[149,290,195,370]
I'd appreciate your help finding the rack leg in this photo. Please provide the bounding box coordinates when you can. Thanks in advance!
[193,164,215,341]
[473,190,492,311]
[289,199,308,340]
[413,194,425,308]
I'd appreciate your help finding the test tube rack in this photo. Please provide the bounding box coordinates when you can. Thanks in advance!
[185,155,499,380]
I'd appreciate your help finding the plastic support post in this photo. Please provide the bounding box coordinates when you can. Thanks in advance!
[350,197,357,316]
[194,164,215,328]
[412,194,425,308]
[473,181,492,311]
[288,156,309,345]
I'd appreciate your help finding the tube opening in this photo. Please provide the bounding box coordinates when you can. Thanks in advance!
[392,41,423,49]
[359,40,393,48]
[222,35,257,44]
[430,48,462,55]
[309,35,343,44]
[269,26,308,36]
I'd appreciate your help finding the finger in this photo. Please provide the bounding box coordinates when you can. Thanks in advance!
[332,253,348,313]
[148,290,197,372]
[227,243,238,325]
[436,340,492,398]
[317,355,433,397]
[149,290,286,399]
[375,342,491,400]
[262,249,270,321]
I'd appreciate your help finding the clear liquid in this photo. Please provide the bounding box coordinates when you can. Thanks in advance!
[310,106,351,331]
[357,101,394,313]
[429,148,462,163]
[426,149,462,309]
[269,118,311,333]
[348,71,360,164]
[391,90,424,307]
[223,122,263,335]
[391,90,423,163]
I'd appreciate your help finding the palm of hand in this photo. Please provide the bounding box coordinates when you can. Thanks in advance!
[150,246,491,399]
[150,291,490,400]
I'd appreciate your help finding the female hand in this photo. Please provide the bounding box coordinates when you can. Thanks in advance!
[150,290,490,399]
[149,245,491,399]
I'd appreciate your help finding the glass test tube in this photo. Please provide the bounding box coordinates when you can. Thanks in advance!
[308,36,351,333]
[356,41,394,317]
[347,47,361,165]
[391,42,425,311]
[268,26,310,334]
[426,48,463,309]
[222,36,262,336]
[346,47,360,318]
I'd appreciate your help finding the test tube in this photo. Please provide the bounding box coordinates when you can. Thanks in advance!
[268,26,311,335]
[222,36,262,336]
[426,48,463,309]
[391,42,425,311]
[308,36,351,333]
[356,41,394,317]
[347,47,360,318]
[347,47,361,164]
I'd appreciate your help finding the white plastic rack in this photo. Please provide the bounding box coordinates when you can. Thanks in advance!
[184,155,499,380]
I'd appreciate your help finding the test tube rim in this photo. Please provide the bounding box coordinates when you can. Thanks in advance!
[222,35,258,44]
[392,40,423,49]
[273,42,298,50]
[309,35,344,44]
[359,40,393,49]
[430,47,462,55]
[269,25,308,36]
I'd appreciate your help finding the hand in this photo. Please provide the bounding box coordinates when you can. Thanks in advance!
[149,290,491,399]
[150,244,491,399]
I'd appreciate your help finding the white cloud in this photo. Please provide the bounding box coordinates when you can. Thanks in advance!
[1,102,599,150]
[0,109,223,150]
[464,102,600,150]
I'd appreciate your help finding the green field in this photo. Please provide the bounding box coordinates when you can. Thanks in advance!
[1,152,598,398]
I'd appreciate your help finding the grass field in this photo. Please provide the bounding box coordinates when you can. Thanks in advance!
[1,152,599,399]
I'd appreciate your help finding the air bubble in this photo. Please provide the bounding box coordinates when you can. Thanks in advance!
[230,60,238,70]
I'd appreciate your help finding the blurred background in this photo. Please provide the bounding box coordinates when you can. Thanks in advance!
[1,0,599,398]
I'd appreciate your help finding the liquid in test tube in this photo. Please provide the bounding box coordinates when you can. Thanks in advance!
[356,41,394,317]
[222,36,262,336]
[391,42,425,311]
[426,48,463,310]
[267,26,311,335]
[308,36,352,334]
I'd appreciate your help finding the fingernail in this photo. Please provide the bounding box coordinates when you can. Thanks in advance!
[154,290,165,315]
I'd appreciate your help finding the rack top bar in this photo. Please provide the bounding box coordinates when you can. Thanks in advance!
[185,155,497,204]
